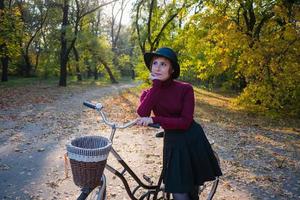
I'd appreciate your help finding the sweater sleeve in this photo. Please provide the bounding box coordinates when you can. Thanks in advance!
[137,80,162,117]
[152,84,194,130]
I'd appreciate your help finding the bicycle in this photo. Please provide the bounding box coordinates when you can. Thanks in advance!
[66,101,220,200]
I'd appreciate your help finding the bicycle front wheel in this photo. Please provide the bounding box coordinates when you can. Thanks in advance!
[198,151,220,200]
[198,178,219,200]
[85,175,107,200]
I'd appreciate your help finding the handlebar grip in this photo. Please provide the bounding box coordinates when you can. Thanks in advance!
[83,101,96,109]
[148,123,160,129]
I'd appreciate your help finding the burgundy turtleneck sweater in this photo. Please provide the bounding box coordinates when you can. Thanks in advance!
[137,79,195,130]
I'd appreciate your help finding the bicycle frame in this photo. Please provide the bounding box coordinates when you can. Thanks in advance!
[105,142,166,200]
[79,101,168,200]
[78,101,219,200]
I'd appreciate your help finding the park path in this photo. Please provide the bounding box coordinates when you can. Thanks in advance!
[0,82,139,199]
[0,82,299,200]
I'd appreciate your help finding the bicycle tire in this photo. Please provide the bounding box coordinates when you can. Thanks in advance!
[198,150,220,200]
[85,175,107,200]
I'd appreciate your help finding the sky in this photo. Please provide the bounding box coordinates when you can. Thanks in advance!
[122,0,134,25]
[102,0,134,26]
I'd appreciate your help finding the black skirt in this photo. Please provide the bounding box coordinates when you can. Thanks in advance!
[162,121,222,193]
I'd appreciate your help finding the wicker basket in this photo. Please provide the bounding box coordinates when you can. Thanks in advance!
[66,136,111,188]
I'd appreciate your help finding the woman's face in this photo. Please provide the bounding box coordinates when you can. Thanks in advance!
[151,57,173,81]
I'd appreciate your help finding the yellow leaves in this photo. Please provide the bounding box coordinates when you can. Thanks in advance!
[283,25,298,41]
[197,72,209,80]
[227,22,235,30]
[173,0,300,116]
[13,7,22,17]
[221,56,231,70]
[217,47,225,54]
[207,58,215,66]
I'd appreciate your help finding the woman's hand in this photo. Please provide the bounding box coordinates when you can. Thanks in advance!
[136,117,153,126]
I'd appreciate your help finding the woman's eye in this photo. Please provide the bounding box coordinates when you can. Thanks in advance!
[161,62,167,67]
[153,61,158,66]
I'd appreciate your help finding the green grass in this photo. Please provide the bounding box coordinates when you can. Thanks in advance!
[0,76,131,88]
[0,76,58,87]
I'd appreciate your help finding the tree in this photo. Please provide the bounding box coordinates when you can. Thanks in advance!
[16,0,48,77]
[86,35,118,82]
[0,0,22,81]
[133,0,196,54]
[110,0,128,51]
[50,0,115,86]
[177,0,300,116]
[82,5,120,83]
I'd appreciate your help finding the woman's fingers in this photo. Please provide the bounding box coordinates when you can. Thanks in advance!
[136,117,153,126]
[136,118,143,125]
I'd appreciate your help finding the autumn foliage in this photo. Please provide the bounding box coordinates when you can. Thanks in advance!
[170,0,300,117]
[1,0,299,117]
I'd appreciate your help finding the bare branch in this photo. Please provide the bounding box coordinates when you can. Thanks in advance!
[81,0,117,18]
[147,0,155,45]
[135,0,145,53]
[113,0,129,48]
[152,5,186,49]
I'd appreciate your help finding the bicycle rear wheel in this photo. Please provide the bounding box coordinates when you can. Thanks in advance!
[198,151,220,200]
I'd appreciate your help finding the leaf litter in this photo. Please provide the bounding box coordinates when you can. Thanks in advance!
[0,84,299,199]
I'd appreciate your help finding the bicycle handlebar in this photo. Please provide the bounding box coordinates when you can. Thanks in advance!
[83,101,160,129]
[83,101,101,110]
[147,123,160,129]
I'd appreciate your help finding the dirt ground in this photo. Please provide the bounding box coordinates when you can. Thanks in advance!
[0,82,299,200]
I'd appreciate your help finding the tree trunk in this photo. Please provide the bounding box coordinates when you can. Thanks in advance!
[59,58,68,86]
[0,1,8,82]
[104,64,117,83]
[1,56,9,82]
[110,0,126,70]
[87,66,92,78]
[72,46,82,81]
[23,53,32,77]
[0,0,4,9]
[34,46,40,73]
[94,67,98,80]
[131,69,135,80]
[99,58,118,83]
[238,74,247,90]
[59,0,69,87]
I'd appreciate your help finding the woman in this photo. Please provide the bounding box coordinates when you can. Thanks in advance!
[136,47,222,200]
